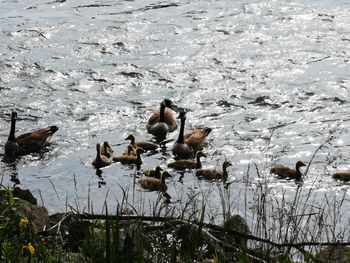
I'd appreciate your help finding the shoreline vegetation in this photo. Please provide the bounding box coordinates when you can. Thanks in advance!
[1,128,350,262]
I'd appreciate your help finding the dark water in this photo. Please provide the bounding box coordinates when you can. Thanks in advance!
[1,0,350,243]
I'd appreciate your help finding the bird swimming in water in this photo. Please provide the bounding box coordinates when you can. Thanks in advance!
[113,147,145,166]
[167,151,206,170]
[195,161,232,181]
[138,171,168,192]
[332,171,350,182]
[270,161,306,181]
[92,143,111,168]
[124,134,158,155]
[100,141,114,158]
[5,111,59,160]
[146,99,176,140]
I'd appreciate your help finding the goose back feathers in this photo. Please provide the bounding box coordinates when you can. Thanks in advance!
[5,111,59,159]
[195,161,231,181]
[138,172,168,191]
[332,171,350,182]
[270,161,306,180]
[168,151,206,170]
[113,147,144,165]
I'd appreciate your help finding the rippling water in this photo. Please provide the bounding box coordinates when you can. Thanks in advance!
[1,0,350,240]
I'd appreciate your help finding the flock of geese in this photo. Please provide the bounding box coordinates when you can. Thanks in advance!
[3,99,350,196]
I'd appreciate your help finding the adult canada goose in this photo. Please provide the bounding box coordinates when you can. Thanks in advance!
[100,141,113,158]
[332,171,350,182]
[92,143,111,168]
[5,111,59,159]
[172,112,192,159]
[125,134,158,152]
[146,99,176,139]
[113,147,144,165]
[143,166,172,179]
[195,161,232,181]
[167,151,206,170]
[138,171,168,191]
[270,161,306,180]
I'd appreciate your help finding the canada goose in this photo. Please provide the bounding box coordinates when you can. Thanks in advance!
[172,112,192,159]
[195,161,232,181]
[270,161,306,180]
[100,141,113,158]
[113,147,144,165]
[332,171,350,182]
[125,134,158,152]
[184,127,212,151]
[138,171,168,191]
[5,111,59,159]
[92,143,111,168]
[167,151,206,170]
[143,166,172,179]
[146,99,176,139]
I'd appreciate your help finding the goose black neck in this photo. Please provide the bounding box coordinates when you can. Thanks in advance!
[195,154,202,169]
[96,147,101,159]
[176,117,186,143]
[136,151,142,165]
[161,173,166,184]
[222,164,228,182]
[8,116,16,141]
[295,167,302,181]
[129,136,135,145]
[159,104,166,123]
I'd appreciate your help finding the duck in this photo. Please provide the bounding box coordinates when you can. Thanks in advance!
[5,111,59,159]
[113,147,144,165]
[143,166,172,179]
[124,134,158,153]
[270,161,306,180]
[332,171,350,182]
[100,141,113,158]
[92,143,111,168]
[195,161,232,181]
[167,151,206,170]
[172,112,192,159]
[138,171,168,191]
[146,99,176,139]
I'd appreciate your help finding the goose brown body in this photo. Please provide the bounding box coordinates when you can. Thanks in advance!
[270,161,306,180]
[146,99,176,139]
[184,127,212,150]
[167,151,206,170]
[100,141,113,158]
[332,171,350,182]
[147,99,177,133]
[92,143,111,168]
[143,166,172,179]
[195,161,232,181]
[138,172,167,191]
[5,112,59,159]
[113,147,144,165]
[125,134,158,153]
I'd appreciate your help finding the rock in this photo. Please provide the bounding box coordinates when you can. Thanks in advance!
[223,215,251,248]
[17,199,50,232]
[0,187,37,205]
